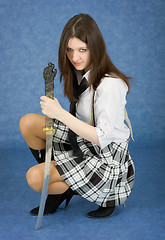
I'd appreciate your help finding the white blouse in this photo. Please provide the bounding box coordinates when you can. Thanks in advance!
[76,71,130,149]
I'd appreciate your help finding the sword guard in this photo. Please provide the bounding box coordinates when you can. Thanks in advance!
[42,126,56,135]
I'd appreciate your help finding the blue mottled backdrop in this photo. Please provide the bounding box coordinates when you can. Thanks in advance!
[0,1,165,240]
[0,0,165,147]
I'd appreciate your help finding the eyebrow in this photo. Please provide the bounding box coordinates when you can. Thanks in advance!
[67,47,88,50]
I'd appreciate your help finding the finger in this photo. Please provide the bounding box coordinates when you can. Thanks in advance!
[41,109,45,115]
[40,96,48,101]
[40,105,44,110]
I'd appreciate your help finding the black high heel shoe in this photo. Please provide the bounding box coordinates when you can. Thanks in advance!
[86,206,116,219]
[30,188,77,216]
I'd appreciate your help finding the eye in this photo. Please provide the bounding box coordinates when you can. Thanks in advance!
[80,48,87,52]
[66,48,72,52]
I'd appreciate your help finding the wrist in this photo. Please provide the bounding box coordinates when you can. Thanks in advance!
[58,108,68,123]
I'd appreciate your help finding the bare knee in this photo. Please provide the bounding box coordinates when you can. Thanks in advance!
[26,165,43,193]
[19,113,35,137]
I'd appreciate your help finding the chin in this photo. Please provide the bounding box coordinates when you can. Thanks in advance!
[74,66,85,71]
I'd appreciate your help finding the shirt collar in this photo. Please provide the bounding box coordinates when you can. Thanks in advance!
[82,70,90,81]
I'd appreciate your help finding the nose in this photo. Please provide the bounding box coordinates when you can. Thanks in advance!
[72,50,80,62]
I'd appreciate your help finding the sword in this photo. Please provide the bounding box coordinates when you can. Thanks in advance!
[35,62,57,230]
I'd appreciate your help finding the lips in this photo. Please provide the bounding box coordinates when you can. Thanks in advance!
[74,62,82,66]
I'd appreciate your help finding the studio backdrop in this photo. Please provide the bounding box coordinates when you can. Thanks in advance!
[0,0,164,148]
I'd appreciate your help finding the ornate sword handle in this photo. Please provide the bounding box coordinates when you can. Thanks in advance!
[43,62,57,130]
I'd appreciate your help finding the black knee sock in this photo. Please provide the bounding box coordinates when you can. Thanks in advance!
[29,148,46,164]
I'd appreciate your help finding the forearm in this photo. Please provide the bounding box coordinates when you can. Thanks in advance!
[40,96,100,146]
[59,109,100,147]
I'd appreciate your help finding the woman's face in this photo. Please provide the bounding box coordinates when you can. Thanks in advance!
[66,37,91,72]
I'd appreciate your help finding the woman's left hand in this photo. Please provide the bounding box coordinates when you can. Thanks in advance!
[40,96,63,119]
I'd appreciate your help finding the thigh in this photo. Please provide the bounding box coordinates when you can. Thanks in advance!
[35,161,64,183]
[27,113,46,140]
[49,161,64,183]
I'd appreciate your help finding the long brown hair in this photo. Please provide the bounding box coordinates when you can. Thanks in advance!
[58,14,130,101]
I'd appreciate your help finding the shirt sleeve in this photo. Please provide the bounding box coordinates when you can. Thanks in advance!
[95,77,127,148]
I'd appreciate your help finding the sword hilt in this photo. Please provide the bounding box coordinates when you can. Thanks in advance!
[43,62,57,129]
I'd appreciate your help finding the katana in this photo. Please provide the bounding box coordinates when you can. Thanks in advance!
[35,62,57,230]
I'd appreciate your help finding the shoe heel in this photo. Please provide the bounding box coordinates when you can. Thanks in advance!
[65,195,73,208]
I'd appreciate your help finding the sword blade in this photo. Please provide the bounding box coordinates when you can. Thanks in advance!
[35,133,53,230]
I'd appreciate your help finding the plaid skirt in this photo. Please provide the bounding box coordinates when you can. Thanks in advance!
[52,120,135,207]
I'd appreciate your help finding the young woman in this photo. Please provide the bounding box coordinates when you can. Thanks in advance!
[20,14,135,218]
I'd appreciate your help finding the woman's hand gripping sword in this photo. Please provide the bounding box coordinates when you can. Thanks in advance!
[35,62,57,230]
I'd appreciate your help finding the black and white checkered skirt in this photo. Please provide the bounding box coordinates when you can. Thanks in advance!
[52,120,135,207]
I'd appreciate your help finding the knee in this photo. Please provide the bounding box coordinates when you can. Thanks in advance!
[26,166,43,192]
[19,113,34,136]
